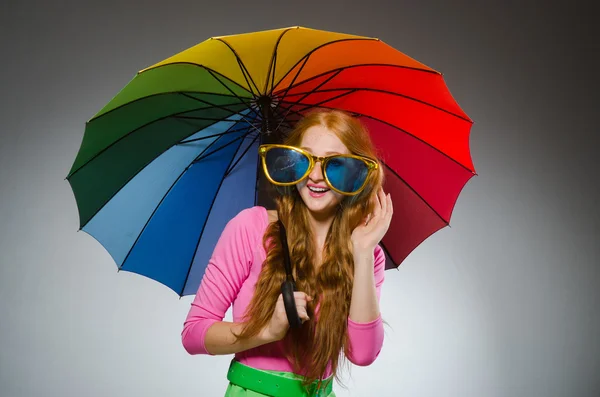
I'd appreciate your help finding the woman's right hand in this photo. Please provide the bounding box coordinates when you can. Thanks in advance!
[262,291,312,342]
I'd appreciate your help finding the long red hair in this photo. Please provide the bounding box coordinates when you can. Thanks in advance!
[233,109,384,391]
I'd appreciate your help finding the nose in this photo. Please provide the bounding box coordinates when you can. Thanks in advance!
[308,160,324,181]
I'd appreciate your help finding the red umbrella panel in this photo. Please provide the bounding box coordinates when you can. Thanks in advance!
[271,38,475,270]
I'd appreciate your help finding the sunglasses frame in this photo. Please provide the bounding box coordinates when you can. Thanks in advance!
[258,144,379,196]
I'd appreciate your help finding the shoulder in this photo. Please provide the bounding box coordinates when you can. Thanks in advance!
[214,206,270,256]
[225,206,269,233]
[231,206,266,222]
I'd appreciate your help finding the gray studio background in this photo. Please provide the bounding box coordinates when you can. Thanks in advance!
[1,1,598,396]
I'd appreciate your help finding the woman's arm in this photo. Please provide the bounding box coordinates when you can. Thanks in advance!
[199,321,275,355]
[345,245,386,366]
[181,207,270,356]
[345,188,391,365]
[349,249,381,323]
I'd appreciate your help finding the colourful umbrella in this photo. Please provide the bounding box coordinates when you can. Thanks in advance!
[66,26,475,297]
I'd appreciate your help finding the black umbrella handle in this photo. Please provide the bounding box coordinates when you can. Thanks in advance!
[282,280,302,328]
[278,219,303,329]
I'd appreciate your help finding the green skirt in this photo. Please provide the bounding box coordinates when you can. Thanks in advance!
[224,360,336,397]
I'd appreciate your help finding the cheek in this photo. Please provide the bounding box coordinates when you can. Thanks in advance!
[329,190,344,204]
[296,180,307,193]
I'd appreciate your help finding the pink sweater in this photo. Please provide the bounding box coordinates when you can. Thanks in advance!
[181,206,385,377]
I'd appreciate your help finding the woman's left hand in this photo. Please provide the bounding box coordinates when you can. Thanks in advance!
[351,187,393,255]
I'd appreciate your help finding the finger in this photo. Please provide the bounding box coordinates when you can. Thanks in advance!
[372,189,385,221]
[379,195,391,226]
[293,292,312,303]
[383,190,393,219]
[297,305,308,317]
[297,307,309,321]
[364,213,373,228]
[297,306,308,315]
[293,291,311,299]
[371,192,382,219]
[379,188,387,215]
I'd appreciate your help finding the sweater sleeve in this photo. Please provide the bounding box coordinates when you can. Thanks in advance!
[181,208,258,355]
[345,244,386,366]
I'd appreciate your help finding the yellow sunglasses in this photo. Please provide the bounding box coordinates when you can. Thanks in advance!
[258,144,378,196]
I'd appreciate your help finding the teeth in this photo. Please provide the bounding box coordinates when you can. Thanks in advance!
[309,186,328,193]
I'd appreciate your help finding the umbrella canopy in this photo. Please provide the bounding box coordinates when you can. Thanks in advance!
[67,26,475,297]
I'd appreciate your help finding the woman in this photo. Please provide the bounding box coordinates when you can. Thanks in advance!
[182,109,393,396]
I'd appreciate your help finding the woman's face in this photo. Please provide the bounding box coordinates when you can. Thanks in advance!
[296,125,349,217]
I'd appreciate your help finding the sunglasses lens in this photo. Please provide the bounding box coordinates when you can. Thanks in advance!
[264,147,310,184]
[325,157,370,193]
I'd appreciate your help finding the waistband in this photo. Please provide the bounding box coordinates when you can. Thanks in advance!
[227,359,333,397]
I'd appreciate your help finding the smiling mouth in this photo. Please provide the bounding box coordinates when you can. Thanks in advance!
[308,186,329,193]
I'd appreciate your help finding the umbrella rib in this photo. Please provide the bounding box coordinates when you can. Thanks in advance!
[68,103,247,180]
[224,128,261,178]
[270,56,311,132]
[272,69,344,132]
[236,58,259,97]
[269,52,278,96]
[192,111,260,164]
[178,124,252,144]
[172,114,248,132]
[265,51,278,99]
[87,90,250,125]
[269,91,354,134]
[269,55,310,99]
[135,61,254,95]
[205,68,261,119]
[173,115,246,122]
[87,63,254,124]
[271,101,305,122]
[179,93,264,137]
[277,89,357,115]
[192,127,257,164]
[377,241,398,270]
[179,123,260,296]
[195,64,255,101]
[277,100,474,174]
[117,119,255,275]
[380,160,449,225]
[271,38,383,91]
[263,27,292,94]
[215,38,261,96]
[270,106,300,133]
[273,63,439,96]
[281,86,471,123]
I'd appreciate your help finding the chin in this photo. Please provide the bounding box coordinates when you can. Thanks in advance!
[298,187,340,215]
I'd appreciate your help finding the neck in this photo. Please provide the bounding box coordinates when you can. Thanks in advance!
[306,209,336,247]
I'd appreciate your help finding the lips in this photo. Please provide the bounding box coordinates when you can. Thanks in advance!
[307,184,329,193]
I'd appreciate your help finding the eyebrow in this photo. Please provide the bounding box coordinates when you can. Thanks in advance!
[300,146,342,155]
